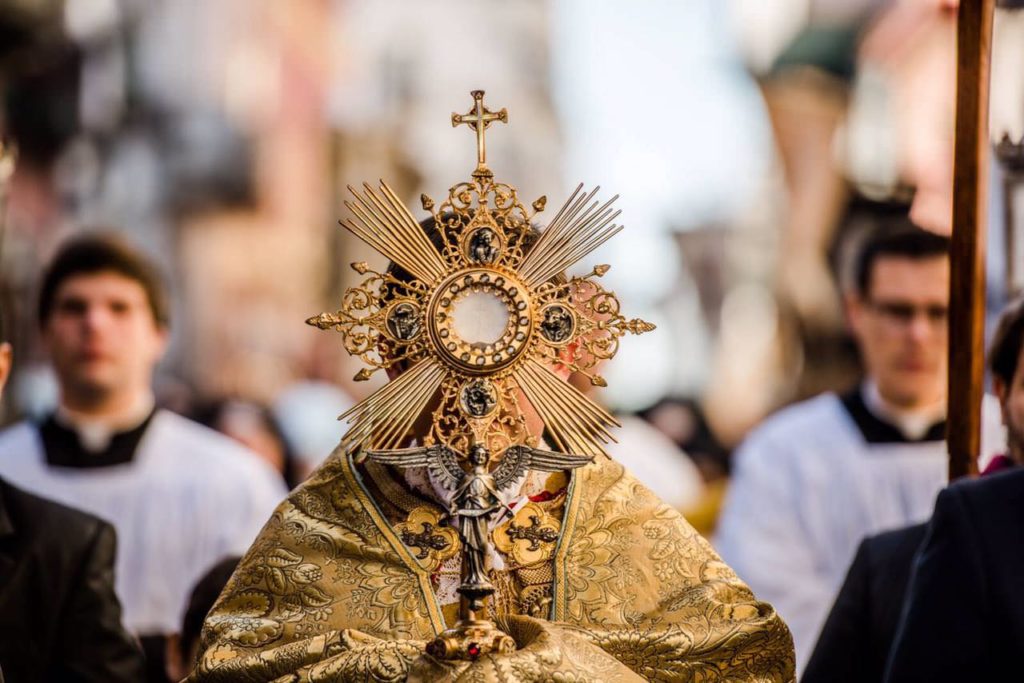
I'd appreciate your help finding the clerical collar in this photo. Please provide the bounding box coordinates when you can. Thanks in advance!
[55,394,156,452]
[840,382,946,444]
[41,397,157,469]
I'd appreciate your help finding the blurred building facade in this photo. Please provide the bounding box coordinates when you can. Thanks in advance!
[2,0,1015,459]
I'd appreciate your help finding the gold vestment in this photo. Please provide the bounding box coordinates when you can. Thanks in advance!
[188,450,795,682]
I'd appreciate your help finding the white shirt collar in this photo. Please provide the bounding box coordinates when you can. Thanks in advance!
[55,393,156,452]
[862,380,945,441]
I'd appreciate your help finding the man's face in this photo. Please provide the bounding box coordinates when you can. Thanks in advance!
[994,344,1024,464]
[848,256,949,409]
[43,271,167,403]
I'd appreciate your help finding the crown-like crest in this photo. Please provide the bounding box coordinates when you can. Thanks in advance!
[308,91,654,457]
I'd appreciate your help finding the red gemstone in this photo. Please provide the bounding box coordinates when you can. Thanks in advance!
[467,643,481,658]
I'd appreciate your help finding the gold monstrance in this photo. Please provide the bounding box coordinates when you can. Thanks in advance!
[308,90,654,660]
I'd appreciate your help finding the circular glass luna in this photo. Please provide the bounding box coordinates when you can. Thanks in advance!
[428,269,533,373]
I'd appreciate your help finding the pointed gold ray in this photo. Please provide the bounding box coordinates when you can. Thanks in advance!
[528,215,622,286]
[346,198,435,277]
[359,182,444,277]
[530,219,622,286]
[344,185,442,283]
[523,205,621,285]
[515,368,614,456]
[534,183,587,247]
[519,186,623,288]
[513,359,620,457]
[339,359,445,451]
[342,182,448,284]
[519,185,595,276]
[525,194,615,278]
[342,207,433,283]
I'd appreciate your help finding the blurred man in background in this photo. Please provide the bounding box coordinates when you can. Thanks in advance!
[0,303,145,681]
[803,296,1024,683]
[714,223,1005,672]
[0,234,286,681]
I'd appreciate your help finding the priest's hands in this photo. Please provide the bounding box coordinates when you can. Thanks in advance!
[406,615,643,682]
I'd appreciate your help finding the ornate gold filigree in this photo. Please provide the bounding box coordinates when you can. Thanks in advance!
[190,454,796,682]
[308,91,654,459]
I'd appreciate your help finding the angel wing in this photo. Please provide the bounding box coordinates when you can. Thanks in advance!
[361,444,466,490]
[492,444,594,492]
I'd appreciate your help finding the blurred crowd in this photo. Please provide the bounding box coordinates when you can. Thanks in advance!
[1,0,1024,681]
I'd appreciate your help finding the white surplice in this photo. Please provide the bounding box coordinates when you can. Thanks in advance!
[0,410,287,635]
[713,391,1005,675]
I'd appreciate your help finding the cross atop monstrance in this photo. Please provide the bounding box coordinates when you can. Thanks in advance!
[452,90,508,175]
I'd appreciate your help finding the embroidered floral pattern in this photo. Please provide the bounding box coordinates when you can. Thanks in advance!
[556,461,795,680]
[190,453,795,682]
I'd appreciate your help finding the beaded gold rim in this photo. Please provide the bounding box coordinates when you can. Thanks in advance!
[428,268,534,375]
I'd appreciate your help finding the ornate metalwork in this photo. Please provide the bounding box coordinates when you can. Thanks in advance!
[363,442,591,611]
[538,303,576,345]
[402,523,451,558]
[395,507,459,573]
[459,379,498,418]
[451,89,508,175]
[308,91,655,661]
[308,91,654,459]
[503,515,559,552]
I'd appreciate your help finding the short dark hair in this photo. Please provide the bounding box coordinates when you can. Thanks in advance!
[38,233,170,327]
[989,297,1024,385]
[854,224,950,296]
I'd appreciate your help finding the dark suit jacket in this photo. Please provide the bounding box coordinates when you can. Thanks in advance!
[802,522,928,683]
[0,478,145,682]
[884,468,1024,682]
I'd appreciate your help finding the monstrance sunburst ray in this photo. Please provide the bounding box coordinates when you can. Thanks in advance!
[339,359,445,451]
[513,358,620,457]
[342,181,448,284]
[518,186,623,288]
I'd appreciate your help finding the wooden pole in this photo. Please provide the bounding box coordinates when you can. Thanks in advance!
[948,0,995,481]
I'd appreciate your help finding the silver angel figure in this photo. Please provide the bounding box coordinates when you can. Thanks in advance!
[363,442,593,612]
